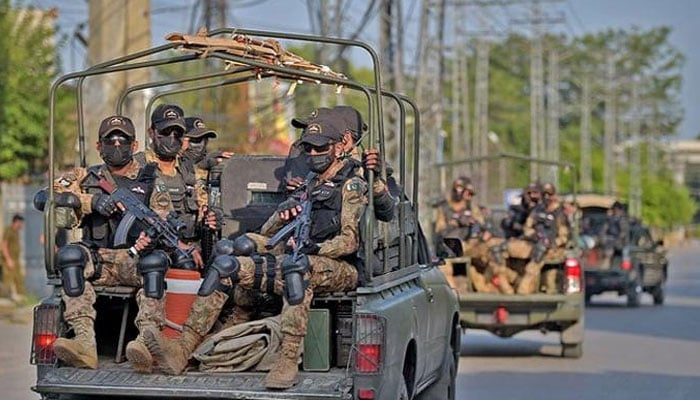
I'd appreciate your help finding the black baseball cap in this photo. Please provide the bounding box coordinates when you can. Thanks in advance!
[98,115,136,139]
[185,117,217,139]
[292,105,368,141]
[151,104,185,131]
[291,107,333,129]
[298,116,344,146]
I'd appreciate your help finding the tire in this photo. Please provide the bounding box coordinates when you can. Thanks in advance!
[626,269,642,308]
[652,283,665,305]
[561,343,583,358]
[585,293,592,305]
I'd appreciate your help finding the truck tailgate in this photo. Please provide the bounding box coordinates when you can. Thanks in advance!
[35,364,351,400]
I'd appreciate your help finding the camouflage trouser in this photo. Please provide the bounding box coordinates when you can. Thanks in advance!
[62,246,163,330]
[518,247,566,295]
[186,253,357,339]
[236,255,357,337]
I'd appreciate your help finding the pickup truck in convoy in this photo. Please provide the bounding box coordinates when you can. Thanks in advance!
[578,194,668,307]
[31,29,459,400]
[435,153,585,358]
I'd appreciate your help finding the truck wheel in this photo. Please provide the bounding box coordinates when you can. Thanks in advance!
[585,293,592,305]
[414,350,456,400]
[561,343,582,358]
[652,283,665,305]
[626,270,642,308]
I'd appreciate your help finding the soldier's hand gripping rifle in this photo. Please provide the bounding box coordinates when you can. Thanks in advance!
[92,174,195,267]
[265,172,316,305]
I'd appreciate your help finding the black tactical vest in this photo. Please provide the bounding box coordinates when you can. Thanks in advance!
[158,159,199,240]
[80,163,156,248]
[308,162,357,243]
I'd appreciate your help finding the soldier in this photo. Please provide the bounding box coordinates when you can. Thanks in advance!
[517,182,569,294]
[181,116,234,187]
[289,105,395,222]
[47,115,174,371]
[501,181,541,239]
[599,201,629,269]
[1,214,25,302]
[144,116,367,390]
[142,105,218,264]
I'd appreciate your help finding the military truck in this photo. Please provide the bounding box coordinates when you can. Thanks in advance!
[31,29,459,400]
[578,194,668,307]
[435,153,585,358]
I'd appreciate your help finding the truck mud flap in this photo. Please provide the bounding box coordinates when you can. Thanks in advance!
[36,367,351,399]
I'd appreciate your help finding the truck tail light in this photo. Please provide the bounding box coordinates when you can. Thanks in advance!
[565,258,582,294]
[621,259,632,270]
[31,303,61,365]
[354,314,385,374]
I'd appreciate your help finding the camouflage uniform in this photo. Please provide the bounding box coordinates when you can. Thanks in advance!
[517,198,569,294]
[53,160,173,369]
[146,158,366,383]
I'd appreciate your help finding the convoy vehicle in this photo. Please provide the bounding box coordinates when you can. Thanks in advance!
[31,28,459,400]
[435,153,585,358]
[578,194,668,307]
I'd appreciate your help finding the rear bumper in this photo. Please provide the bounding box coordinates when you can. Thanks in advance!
[34,366,351,399]
[457,293,583,335]
[584,270,629,295]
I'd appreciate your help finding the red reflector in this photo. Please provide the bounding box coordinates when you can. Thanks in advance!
[495,307,508,324]
[36,333,57,348]
[621,260,632,270]
[358,388,376,400]
[357,344,381,373]
[565,258,581,277]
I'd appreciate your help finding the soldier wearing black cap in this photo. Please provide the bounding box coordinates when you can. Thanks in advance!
[146,116,367,390]
[47,115,175,372]
[599,200,630,269]
[142,105,218,257]
[289,105,395,222]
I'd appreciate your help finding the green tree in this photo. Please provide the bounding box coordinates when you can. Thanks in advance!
[0,1,61,179]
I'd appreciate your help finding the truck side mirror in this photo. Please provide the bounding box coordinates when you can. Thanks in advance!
[442,238,464,257]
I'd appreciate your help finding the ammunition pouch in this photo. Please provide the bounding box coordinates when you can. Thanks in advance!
[56,244,89,297]
[138,250,170,299]
[198,255,239,296]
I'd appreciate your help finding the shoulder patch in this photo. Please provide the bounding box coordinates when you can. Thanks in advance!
[155,183,168,193]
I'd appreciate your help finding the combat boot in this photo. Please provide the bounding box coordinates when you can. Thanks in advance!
[126,325,159,373]
[53,317,98,369]
[265,334,303,389]
[146,291,228,375]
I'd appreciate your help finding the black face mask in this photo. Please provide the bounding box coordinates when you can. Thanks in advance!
[184,140,207,164]
[451,188,464,202]
[307,153,333,173]
[101,144,133,167]
[153,134,183,160]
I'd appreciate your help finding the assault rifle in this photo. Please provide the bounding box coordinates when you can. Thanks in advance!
[265,172,316,251]
[265,171,316,305]
[92,174,195,265]
[201,163,224,264]
[532,211,556,263]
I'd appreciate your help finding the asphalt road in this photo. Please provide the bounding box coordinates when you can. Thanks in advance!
[456,245,700,400]
[1,246,699,400]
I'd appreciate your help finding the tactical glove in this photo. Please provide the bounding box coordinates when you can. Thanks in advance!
[91,193,118,217]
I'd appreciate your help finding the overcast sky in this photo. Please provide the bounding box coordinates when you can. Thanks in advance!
[33,0,700,139]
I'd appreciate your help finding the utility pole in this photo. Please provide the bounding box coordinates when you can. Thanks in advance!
[629,78,642,217]
[529,1,544,180]
[472,11,490,201]
[546,46,560,186]
[580,76,592,192]
[603,55,617,195]
[86,0,151,165]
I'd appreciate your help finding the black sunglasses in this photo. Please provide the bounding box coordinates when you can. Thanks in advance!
[301,142,333,154]
[101,134,132,145]
[158,127,184,138]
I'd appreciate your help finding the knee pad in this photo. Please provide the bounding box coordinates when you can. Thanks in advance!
[281,254,310,306]
[199,255,240,296]
[171,250,195,271]
[213,239,235,256]
[138,250,170,299]
[56,245,89,297]
[231,235,256,256]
